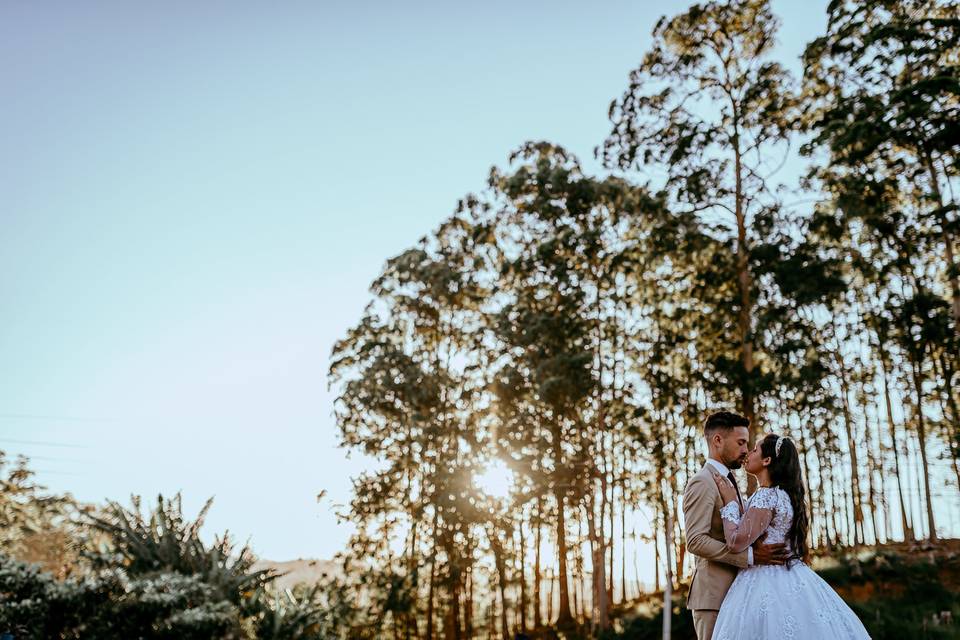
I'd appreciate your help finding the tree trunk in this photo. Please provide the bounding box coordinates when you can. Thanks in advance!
[633,529,642,598]
[534,498,543,629]
[830,452,843,546]
[733,131,758,458]
[465,566,474,640]
[653,504,661,591]
[607,454,615,607]
[726,124,757,502]
[406,522,420,640]
[932,350,960,493]
[833,339,865,545]
[836,449,853,545]
[426,509,439,640]
[855,345,881,544]
[865,410,883,544]
[667,470,685,581]
[450,569,462,640]
[547,570,555,622]
[811,433,833,548]
[585,492,609,632]
[909,356,938,541]
[662,494,674,640]
[574,516,583,622]
[490,532,510,640]
[797,412,818,548]
[879,353,914,541]
[621,486,628,603]
[552,441,575,626]
[518,515,528,633]
[405,434,421,640]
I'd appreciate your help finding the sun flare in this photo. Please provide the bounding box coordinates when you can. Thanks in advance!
[474,459,514,499]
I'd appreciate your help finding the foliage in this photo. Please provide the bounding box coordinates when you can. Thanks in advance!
[602,0,806,442]
[0,451,80,576]
[86,493,274,604]
[0,489,347,639]
[0,554,244,640]
[245,581,356,640]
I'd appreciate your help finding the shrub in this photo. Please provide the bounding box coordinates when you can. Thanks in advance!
[0,555,243,639]
[86,493,274,603]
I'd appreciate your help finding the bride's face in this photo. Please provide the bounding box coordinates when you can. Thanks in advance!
[743,441,770,475]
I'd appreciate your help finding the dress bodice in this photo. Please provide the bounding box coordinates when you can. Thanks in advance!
[747,486,793,547]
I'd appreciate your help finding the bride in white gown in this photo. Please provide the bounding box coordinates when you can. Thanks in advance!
[710,434,871,640]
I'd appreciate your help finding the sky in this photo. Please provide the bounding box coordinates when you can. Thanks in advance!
[0,0,833,567]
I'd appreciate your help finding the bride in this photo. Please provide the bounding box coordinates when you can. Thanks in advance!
[710,434,871,639]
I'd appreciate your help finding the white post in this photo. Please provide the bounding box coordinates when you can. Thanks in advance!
[663,506,673,640]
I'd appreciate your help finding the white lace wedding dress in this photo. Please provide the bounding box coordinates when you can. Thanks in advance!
[712,487,871,639]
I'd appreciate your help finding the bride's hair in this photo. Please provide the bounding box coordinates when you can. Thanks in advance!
[759,433,810,562]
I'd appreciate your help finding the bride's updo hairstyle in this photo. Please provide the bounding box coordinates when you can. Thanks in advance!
[759,433,810,562]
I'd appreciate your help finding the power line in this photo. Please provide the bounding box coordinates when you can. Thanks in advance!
[3,453,87,463]
[0,438,87,448]
[0,413,111,423]
[33,469,86,476]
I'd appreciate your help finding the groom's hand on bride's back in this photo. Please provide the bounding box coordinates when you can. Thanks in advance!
[752,532,789,566]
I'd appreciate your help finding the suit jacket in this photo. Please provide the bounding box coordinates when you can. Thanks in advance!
[682,462,749,610]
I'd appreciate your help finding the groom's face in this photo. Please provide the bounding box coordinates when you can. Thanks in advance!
[719,426,750,469]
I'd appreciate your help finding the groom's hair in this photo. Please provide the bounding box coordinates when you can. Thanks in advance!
[703,410,750,436]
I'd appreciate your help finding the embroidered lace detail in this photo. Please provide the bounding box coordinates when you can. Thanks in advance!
[751,486,779,509]
[747,487,792,545]
[720,500,741,524]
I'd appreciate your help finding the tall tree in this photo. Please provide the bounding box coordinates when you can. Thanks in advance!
[802,0,960,540]
[803,0,960,329]
[604,0,799,442]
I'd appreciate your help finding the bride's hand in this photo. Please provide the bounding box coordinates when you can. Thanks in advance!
[711,472,738,505]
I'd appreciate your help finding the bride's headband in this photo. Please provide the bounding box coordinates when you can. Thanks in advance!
[774,435,791,457]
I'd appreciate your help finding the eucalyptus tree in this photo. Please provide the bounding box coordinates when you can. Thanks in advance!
[603,0,800,440]
[803,0,960,329]
[795,150,951,543]
[484,143,600,629]
[801,0,960,542]
[330,214,493,637]
[329,308,439,636]
[482,142,669,631]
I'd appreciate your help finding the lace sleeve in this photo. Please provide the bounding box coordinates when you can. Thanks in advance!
[750,487,779,510]
[720,489,776,553]
[720,500,741,524]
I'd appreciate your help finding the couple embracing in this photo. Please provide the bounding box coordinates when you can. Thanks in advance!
[683,411,871,639]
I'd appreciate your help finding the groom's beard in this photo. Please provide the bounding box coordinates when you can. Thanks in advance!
[726,458,745,470]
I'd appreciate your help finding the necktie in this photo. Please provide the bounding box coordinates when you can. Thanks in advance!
[727,472,744,509]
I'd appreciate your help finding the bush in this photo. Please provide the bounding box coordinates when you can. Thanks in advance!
[86,493,273,603]
[0,555,243,639]
[0,493,350,639]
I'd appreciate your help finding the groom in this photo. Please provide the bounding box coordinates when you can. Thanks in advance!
[683,410,789,640]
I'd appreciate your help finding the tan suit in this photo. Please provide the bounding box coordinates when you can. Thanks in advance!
[683,462,749,640]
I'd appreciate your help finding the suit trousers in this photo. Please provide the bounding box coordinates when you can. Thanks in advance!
[692,609,719,640]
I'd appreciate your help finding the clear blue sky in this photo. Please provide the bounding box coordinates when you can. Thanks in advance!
[0,1,829,562]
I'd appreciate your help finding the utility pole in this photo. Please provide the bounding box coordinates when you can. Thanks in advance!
[663,499,673,640]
